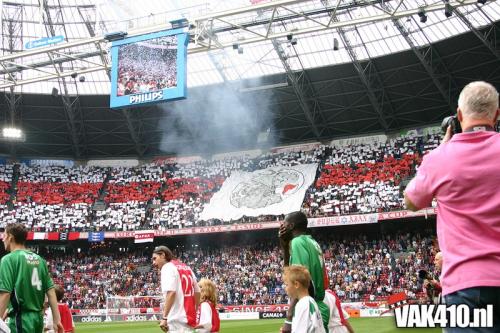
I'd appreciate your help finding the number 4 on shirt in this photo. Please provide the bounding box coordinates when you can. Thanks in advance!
[31,267,42,291]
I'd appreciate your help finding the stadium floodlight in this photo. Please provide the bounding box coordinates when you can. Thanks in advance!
[104,31,128,42]
[418,8,428,23]
[2,127,24,141]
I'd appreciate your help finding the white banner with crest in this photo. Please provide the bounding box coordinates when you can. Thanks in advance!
[200,164,318,221]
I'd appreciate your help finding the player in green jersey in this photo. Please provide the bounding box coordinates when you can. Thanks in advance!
[0,223,64,333]
[279,211,330,333]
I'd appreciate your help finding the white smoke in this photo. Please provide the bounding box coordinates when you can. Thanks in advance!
[157,82,276,156]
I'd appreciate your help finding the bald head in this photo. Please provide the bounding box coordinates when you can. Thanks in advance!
[458,81,499,121]
[434,252,443,269]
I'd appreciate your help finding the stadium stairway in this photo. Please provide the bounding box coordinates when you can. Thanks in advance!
[143,181,165,228]
[90,168,112,218]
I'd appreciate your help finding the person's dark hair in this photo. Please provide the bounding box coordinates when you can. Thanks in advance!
[153,245,174,261]
[5,223,28,244]
[285,211,308,232]
[54,285,65,302]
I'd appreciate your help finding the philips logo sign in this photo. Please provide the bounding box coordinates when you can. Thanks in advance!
[129,91,163,104]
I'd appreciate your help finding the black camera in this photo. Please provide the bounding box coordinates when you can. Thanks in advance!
[442,115,500,134]
[417,269,431,283]
[441,116,462,135]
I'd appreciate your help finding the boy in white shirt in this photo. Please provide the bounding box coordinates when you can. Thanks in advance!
[283,265,326,333]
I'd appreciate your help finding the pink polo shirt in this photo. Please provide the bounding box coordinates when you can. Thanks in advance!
[405,130,500,296]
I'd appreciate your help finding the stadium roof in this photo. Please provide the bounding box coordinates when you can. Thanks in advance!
[0,0,499,159]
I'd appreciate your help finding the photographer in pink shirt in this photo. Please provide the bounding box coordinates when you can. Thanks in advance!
[404,81,500,332]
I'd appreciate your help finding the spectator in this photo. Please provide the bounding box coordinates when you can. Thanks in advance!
[404,81,500,333]
[42,230,435,310]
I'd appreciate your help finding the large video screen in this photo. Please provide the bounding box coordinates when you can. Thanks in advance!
[110,29,188,108]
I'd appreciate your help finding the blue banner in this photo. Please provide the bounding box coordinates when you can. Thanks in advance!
[88,232,105,242]
[25,35,64,50]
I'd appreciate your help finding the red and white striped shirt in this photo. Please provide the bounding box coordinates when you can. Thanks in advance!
[324,289,349,333]
[161,260,200,328]
[196,301,220,333]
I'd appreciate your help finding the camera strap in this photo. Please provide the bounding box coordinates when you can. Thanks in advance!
[463,125,495,132]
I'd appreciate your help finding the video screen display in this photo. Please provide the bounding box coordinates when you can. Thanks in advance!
[110,29,188,108]
[117,35,177,96]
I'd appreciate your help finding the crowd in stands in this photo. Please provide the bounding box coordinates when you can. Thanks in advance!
[0,164,13,204]
[48,248,157,310]
[0,164,13,183]
[0,203,91,232]
[16,165,104,206]
[94,202,148,231]
[97,165,165,230]
[44,230,437,309]
[0,131,442,231]
[18,164,105,183]
[0,164,104,231]
[117,41,177,96]
[16,182,101,205]
[304,133,441,216]
[110,165,164,184]
[149,176,224,229]
[325,232,436,302]
[105,182,161,203]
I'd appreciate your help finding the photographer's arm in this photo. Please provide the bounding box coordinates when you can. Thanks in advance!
[403,126,453,212]
[403,164,435,212]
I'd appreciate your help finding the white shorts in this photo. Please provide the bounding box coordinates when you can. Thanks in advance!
[167,322,194,333]
[0,319,9,333]
[329,325,349,333]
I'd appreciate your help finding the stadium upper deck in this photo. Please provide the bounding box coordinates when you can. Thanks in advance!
[0,130,440,232]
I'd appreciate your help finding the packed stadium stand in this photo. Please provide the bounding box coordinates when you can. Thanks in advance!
[0,1,499,330]
[0,132,441,233]
[0,130,443,312]
[43,228,437,310]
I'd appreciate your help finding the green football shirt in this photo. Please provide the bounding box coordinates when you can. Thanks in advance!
[289,235,327,301]
[0,249,54,313]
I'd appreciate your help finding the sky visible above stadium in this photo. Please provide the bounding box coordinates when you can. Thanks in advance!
[1,0,499,95]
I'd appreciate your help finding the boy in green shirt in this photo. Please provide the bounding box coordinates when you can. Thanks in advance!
[0,223,63,333]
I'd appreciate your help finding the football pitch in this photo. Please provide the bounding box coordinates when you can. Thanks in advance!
[76,317,442,332]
